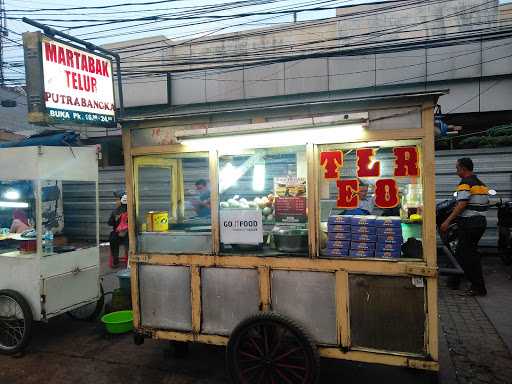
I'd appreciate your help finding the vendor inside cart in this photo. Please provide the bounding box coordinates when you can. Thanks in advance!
[192,179,211,218]
[0,181,36,255]
[343,180,374,215]
[10,209,32,233]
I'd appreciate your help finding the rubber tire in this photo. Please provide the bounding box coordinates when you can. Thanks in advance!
[67,284,105,321]
[226,312,320,384]
[0,289,33,356]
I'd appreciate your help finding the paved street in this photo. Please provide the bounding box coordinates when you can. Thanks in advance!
[439,256,512,384]
[0,247,511,384]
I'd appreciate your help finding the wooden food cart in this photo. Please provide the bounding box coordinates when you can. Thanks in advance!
[122,92,441,382]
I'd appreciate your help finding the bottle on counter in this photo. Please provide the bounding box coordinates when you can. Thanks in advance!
[43,230,54,254]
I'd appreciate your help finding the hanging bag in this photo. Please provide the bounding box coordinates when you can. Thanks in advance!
[116,212,129,238]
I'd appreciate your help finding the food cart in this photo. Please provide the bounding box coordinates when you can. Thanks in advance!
[123,92,441,382]
[0,146,102,355]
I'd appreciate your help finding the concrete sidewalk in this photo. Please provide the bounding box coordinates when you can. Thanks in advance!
[438,255,512,384]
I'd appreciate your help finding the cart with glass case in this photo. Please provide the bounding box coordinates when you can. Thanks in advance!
[124,93,440,382]
[0,146,102,355]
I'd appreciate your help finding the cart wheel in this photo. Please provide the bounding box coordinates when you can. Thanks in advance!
[226,312,319,384]
[0,289,33,355]
[67,284,105,321]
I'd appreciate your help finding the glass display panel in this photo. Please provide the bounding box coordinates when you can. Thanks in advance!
[218,146,308,256]
[134,153,212,254]
[318,140,423,260]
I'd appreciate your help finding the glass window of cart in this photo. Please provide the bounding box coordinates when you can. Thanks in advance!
[134,152,211,254]
[218,146,308,256]
[0,181,37,256]
[45,180,98,255]
[318,140,423,260]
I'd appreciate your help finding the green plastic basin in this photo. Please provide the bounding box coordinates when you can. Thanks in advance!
[101,310,134,334]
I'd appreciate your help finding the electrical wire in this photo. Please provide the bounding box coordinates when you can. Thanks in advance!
[78,0,429,44]
[116,27,512,76]
[446,79,503,114]
[106,0,493,62]
[117,18,512,68]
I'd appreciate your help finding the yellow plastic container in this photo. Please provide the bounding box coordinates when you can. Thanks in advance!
[146,211,169,232]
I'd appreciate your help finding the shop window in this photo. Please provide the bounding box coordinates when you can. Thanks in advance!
[318,140,423,260]
[218,146,308,257]
[134,153,212,254]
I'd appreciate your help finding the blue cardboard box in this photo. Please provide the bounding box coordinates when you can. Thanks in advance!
[351,226,377,235]
[349,249,375,258]
[325,248,349,257]
[351,241,376,251]
[377,235,403,244]
[376,242,402,252]
[375,216,402,228]
[327,240,351,250]
[376,227,403,236]
[328,224,351,233]
[350,215,377,227]
[328,215,353,225]
[328,232,351,241]
[351,233,378,242]
[375,250,401,258]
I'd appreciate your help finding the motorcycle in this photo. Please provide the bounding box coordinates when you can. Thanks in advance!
[436,189,510,263]
[436,196,459,255]
[497,200,512,265]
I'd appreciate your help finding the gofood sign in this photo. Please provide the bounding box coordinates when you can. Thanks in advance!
[23,32,116,127]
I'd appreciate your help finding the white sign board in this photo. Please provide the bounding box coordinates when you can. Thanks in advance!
[220,209,263,245]
[41,36,115,126]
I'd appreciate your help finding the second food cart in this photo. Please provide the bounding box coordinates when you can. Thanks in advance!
[122,92,441,382]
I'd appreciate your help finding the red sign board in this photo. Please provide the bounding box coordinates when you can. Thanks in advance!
[274,197,307,223]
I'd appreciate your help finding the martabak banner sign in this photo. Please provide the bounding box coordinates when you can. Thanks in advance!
[23,32,116,127]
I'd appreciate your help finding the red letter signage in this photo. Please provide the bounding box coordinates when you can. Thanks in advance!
[356,148,380,177]
[393,147,420,177]
[320,151,343,180]
[374,179,399,208]
[336,179,359,209]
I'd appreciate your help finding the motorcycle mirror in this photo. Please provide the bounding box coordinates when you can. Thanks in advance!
[489,189,497,196]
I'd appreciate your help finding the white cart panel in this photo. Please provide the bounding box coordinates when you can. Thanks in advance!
[40,247,99,279]
[0,254,42,321]
[43,265,100,318]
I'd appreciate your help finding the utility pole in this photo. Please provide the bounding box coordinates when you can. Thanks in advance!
[0,0,6,86]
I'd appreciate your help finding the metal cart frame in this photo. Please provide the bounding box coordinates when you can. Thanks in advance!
[123,93,441,380]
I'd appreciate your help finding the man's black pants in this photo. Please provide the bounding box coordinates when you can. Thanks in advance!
[455,215,487,292]
[110,231,129,265]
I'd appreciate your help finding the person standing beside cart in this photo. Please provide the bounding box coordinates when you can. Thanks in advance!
[108,192,129,268]
[440,157,489,296]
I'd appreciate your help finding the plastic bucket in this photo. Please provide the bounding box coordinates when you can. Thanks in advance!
[145,211,168,232]
[101,310,133,334]
[116,268,131,297]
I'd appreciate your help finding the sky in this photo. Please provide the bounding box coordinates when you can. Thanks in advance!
[2,0,512,85]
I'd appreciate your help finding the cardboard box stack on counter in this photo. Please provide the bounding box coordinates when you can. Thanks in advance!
[375,216,403,258]
[326,215,352,257]
[326,215,403,258]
